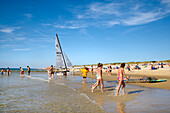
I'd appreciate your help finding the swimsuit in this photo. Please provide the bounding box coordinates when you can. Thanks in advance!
[117,71,122,81]
[96,68,102,80]
[97,76,101,80]
[117,77,122,81]
[21,71,24,74]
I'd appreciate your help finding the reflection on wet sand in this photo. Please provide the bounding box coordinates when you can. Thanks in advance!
[117,102,126,113]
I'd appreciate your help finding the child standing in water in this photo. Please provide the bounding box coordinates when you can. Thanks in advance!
[7,67,11,76]
[20,67,24,76]
[81,66,89,84]
[116,63,129,96]
[1,68,4,75]
[91,63,104,92]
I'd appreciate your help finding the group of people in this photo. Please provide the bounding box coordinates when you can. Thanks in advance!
[1,66,31,77]
[81,63,129,96]
[19,66,31,76]
[46,65,68,80]
[1,67,11,76]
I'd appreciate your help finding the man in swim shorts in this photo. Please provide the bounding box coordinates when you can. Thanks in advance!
[27,66,31,76]
[49,65,54,79]
[7,67,11,76]
[1,68,4,75]
[20,67,24,76]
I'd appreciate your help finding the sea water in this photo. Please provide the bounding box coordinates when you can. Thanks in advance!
[0,72,170,113]
[0,72,104,113]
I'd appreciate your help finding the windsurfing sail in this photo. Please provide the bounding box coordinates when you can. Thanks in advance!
[55,34,67,69]
[64,52,72,68]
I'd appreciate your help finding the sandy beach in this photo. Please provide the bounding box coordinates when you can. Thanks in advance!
[75,64,170,90]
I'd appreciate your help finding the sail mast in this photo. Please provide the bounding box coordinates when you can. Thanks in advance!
[56,34,67,70]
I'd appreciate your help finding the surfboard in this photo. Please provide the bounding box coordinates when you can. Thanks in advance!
[148,79,167,83]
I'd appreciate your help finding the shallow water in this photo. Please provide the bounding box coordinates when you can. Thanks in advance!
[0,72,170,113]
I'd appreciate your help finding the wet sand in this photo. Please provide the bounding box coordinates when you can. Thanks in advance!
[60,72,170,113]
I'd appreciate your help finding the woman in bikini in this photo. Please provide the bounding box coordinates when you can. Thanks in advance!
[116,63,128,96]
[91,63,103,92]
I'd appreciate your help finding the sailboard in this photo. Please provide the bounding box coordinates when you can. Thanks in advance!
[55,34,72,71]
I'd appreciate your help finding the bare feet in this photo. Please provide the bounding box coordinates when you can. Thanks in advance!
[91,86,94,92]
[123,93,127,95]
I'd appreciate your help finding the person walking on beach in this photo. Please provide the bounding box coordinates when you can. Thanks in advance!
[80,66,89,84]
[91,63,104,92]
[20,67,24,76]
[116,63,129,96]
[27,66,31,76]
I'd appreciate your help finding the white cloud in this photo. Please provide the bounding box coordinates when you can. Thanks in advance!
[0,39,8,43]
[107,21,120,26]
[161,0,170,4]
[33,29,50,38]
[77,2,121,19]
[42,23,51,26]
[122,12,163,25]
[13,48,30,51]
[54,25,80,29]
[15,37,26,41]
[24,14,32,18]
[0,27,21,33]
[89,2,121,16]
[74,1,170,27]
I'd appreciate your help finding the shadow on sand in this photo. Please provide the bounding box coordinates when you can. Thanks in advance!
[127,90,144,94]
[104,85,116,91]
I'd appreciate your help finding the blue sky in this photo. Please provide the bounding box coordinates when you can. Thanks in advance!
[0,0,170,68]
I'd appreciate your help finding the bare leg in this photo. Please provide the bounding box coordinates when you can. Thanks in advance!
[91,79,99,92]
[122,82,126,95]
[52,74,54,79]
[100,79,104,92]
[83,78,86,84]
[48,73,52,80]
[116,81,122,96]
[91,72,93,81]
[97,80,100,89]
